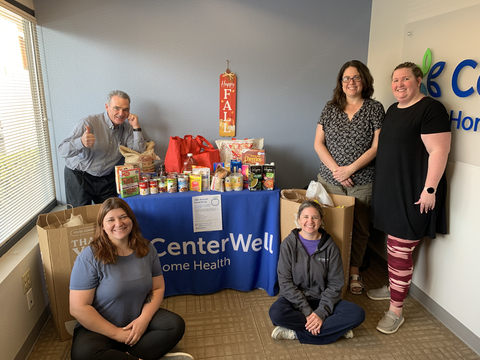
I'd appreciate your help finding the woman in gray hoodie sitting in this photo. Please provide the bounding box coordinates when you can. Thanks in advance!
[269,200,365,344]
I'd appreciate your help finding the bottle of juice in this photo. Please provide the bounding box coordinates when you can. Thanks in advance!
[232,166,243,191]
[182,153,197,174]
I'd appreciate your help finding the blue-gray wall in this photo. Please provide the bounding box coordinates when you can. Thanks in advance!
[34,0,372,203]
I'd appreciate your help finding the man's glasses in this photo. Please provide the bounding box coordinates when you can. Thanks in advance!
[342,76,362,83]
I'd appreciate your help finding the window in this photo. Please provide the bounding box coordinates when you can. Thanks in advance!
[0,5,56,256]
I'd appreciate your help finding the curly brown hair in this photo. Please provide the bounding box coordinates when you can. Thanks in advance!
[92,197,150,264]
[328,60,375,111]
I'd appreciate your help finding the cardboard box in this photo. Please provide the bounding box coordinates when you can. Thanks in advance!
[36,204,102,341]
[280,190,355,299]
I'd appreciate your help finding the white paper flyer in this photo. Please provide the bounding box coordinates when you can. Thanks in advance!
[192,194,223,232]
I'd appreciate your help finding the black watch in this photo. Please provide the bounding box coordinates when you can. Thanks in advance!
[425,187,436,194]
[132,128,142,132]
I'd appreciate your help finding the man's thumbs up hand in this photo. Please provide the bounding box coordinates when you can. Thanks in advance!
[81,125,96,148]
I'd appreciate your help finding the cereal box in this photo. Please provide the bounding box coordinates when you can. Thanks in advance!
[242,149,265,165]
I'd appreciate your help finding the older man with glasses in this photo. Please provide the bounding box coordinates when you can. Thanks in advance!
[58,90,146,207]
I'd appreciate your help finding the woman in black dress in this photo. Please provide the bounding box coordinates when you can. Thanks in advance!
[368,62,451,335]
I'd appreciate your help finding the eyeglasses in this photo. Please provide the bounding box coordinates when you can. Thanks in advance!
[342,75,362,83]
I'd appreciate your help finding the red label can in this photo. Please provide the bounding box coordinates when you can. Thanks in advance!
[149,179,158,194]
[139,180,149,195]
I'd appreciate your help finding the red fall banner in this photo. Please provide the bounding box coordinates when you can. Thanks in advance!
[219,71,236,137]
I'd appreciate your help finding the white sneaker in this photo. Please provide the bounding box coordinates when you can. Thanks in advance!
[343,329,354,339]
[271,326,297,340]
[160,352,194,360]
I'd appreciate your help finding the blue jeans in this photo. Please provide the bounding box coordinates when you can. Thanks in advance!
[269,297,365,345]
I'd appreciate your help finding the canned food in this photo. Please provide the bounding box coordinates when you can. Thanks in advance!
[167,175,177,193]
[149,178,158,194]
[139,180,149,195]
[178,174,189,192]
[158,176,167,193]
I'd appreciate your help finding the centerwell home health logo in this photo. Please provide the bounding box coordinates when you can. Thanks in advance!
[419,48,480,132]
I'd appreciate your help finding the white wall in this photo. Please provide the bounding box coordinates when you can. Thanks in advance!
[0,228,49,360]
[368,0,480,341]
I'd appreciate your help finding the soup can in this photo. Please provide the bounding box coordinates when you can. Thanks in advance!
[149,178,158,194]
[139,180,149,195]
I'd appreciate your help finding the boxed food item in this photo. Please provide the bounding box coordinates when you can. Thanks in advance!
[119,168,140,198]
[248,165,263,191]
[115,164,135,193]
[192,166,210,192]
[121,185,140,198]
[242,149,265,165]
[262,163,275,190]
[241,164,250,189]
[189,174,202,192]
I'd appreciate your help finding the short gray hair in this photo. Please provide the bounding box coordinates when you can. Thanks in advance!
[298,200,324,220]
[107,90,131,105]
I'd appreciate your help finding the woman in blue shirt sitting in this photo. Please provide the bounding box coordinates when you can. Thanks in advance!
[69,197,193,360]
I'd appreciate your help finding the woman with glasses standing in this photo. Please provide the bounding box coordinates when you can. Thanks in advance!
[314,60,384,295]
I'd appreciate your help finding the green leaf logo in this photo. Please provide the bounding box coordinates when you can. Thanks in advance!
[421,48,432,76]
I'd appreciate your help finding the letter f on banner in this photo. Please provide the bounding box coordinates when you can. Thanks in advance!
[219,61,236,137]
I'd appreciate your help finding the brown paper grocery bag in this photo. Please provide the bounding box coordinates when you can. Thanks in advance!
[280,190,355,299]
[36,204,102,341]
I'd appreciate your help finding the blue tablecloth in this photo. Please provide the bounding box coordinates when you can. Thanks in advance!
[124,188,280,297]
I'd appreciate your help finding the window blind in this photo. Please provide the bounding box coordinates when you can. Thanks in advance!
[0,6,55,253]
[0,0,35,23]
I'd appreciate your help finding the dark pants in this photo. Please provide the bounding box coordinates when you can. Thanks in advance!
[71,309,185,360]
[269,297,365,345]
[65,166,117,207]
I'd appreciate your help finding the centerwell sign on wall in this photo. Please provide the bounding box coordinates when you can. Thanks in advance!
[420,48,480,132]
[402,4,480,167]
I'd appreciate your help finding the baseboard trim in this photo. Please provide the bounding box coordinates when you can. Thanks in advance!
[409,283,480,356]
[367,246,480,356]
[15,306,51,360]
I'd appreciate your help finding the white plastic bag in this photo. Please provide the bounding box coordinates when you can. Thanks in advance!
[305,181,334,207]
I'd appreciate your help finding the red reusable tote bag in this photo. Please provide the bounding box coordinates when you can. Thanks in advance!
[165,135,220,173]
